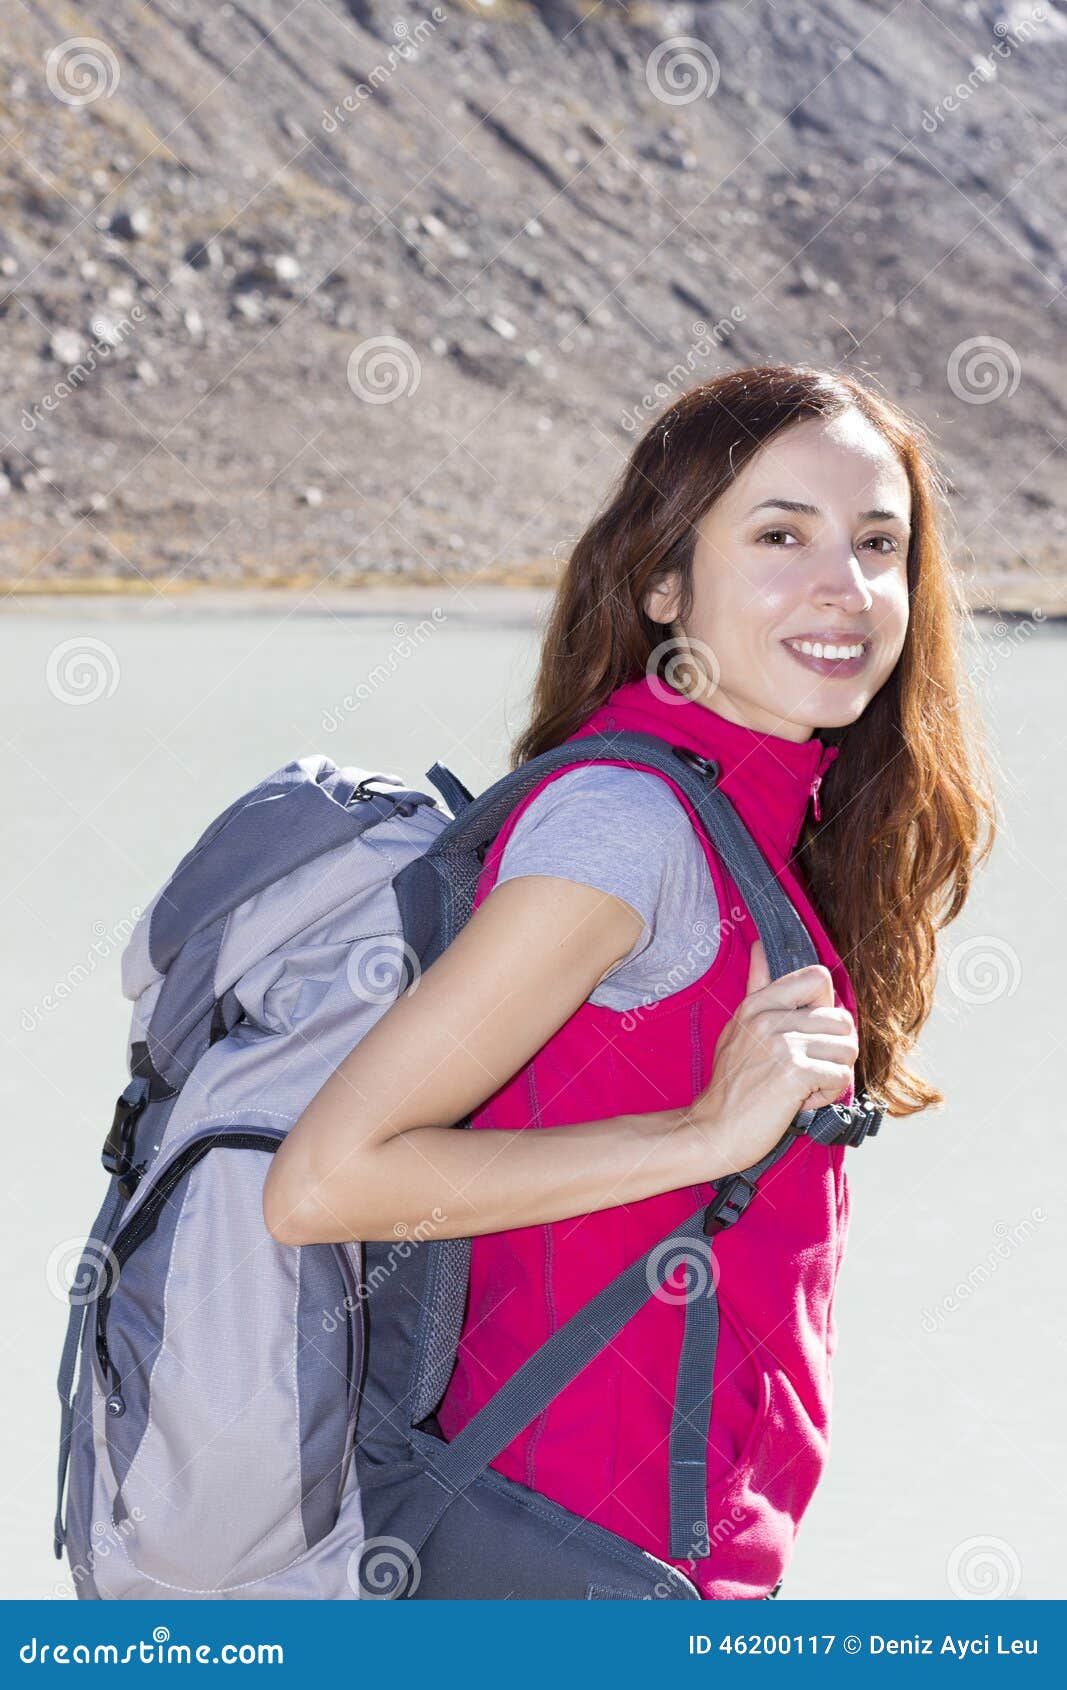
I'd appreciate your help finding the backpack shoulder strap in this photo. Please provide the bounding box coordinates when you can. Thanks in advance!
[398,731,884,1560]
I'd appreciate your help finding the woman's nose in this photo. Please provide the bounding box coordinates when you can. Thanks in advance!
[810,549,874,611]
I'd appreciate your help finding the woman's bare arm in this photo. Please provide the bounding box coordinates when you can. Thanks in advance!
[262,873,709,1244]
[263,867,859,1246]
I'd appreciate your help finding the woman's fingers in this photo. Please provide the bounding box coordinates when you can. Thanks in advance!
[741,961,837,1016]
[758,1004,856,1039]
[796,1058,855,1108]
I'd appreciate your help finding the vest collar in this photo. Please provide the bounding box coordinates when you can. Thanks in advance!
[578,672,839,863]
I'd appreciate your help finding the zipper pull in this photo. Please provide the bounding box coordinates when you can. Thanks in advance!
[809,743,839,824]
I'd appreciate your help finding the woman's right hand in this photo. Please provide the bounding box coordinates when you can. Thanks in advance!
[686,938,859,1175]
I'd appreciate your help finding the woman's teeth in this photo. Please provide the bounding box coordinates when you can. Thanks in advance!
[785,638,866,660]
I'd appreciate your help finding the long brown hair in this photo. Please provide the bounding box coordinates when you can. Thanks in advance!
[511,364,997,1117]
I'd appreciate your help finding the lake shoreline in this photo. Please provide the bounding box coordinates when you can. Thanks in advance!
[1,574,1063,620]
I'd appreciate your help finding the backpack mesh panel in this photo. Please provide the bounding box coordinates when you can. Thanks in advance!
[411,1235,472,1424]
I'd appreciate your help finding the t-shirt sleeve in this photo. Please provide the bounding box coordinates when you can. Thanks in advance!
[493,763,719,1009]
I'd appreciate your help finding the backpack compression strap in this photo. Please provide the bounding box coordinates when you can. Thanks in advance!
[407,1201,717,1564]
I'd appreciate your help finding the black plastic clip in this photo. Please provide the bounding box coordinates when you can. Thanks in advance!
[702,1172,758,1235]
[827,1091,884,1147]
[845,1092,885,1146]
[672,745,720,783]
[101,1078,149,1183]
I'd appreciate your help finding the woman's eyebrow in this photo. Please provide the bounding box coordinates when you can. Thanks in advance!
[745,497,908,523]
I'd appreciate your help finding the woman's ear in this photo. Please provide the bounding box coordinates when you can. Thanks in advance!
[643,572,681,627]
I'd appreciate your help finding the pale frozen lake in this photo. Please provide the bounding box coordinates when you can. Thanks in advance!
[1,586,1061,1600]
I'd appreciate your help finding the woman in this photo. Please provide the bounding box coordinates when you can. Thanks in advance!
[265,363,996,1598]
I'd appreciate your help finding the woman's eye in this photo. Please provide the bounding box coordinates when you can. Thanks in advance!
[757,529,796,546]
[860,534,897,554]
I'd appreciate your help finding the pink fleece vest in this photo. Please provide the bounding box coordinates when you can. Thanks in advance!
[437,673,854,1599]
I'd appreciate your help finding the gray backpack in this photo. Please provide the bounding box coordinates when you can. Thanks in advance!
[53,733,882,1600]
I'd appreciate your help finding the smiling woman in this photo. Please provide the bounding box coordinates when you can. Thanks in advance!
[644,406,913,729]
[261,363,997,1601]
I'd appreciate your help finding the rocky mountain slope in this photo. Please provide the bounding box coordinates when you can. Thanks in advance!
[1,0,1065,605]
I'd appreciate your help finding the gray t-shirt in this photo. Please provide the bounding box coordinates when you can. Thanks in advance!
[494,763,721,1011]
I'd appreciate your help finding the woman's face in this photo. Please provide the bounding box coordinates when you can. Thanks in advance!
[645,409,912,741]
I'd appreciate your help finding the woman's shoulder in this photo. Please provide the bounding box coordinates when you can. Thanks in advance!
[508,759,696,824]
[494,759,720,1011]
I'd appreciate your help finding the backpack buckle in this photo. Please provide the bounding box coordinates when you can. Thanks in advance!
[671,745,720,783]
[101,1078,149,1179]
[847,1092,885,1145]
[702,1172,758,1235]
[831,1092,884,1147]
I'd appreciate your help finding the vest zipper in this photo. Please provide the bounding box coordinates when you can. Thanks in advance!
[809,744,840,824]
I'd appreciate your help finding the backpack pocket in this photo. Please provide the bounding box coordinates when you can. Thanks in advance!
[702,1299,827,1587]
[93,1129,363,1593]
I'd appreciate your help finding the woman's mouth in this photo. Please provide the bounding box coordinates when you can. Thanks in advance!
[781,635,870,678]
